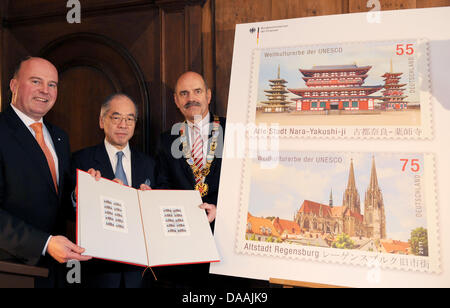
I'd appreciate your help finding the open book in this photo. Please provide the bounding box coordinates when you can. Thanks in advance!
[76,170,220,267]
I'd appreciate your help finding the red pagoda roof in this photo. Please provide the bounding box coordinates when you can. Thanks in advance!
[292,95,382,101]
[379,97,407,102]
[303,78,368,86]
[383,84,406,88]
[288,85,383,96]
[300,65,372,77]
[302,74,369,81]
[382,72,403,77]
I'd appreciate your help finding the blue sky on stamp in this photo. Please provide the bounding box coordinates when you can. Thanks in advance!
[256,40,421,105]
[247,151,428,241]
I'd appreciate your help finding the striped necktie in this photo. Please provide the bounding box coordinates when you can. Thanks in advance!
[30,123,58,193]
[192,125,203,183]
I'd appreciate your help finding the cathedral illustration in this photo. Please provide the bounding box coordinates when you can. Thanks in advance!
[294,157,387,240]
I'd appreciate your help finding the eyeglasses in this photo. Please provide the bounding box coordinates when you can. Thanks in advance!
[108,115,137,126]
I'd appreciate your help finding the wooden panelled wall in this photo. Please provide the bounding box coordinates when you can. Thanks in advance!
[1,0,448,154]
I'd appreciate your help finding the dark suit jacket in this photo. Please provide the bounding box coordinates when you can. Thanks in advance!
[72,142,156,287]
[0,106,73,268]
[152,115,225,288]
[72,142,156,191]
[156,115,226,206]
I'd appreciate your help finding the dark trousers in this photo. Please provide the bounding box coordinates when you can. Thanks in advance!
[84,271,143,288]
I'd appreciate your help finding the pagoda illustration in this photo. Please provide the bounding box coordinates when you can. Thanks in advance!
[379,60,408,110]
[288,64,383,112]
[260,65,291,113]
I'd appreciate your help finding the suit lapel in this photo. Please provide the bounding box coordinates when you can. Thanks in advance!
[130,148,144,189]
[5,107,58,195]
[180,157,196,187]
[94,143,115,180]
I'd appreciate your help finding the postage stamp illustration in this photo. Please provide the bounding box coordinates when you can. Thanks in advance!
[237,151,439,273]
[160,206,191,237]
[101,196,129,234]
[248,39,432,139]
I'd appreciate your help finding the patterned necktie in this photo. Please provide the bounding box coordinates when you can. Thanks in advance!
[115,151,128,186]
[192,125,204,184]
[30,123,58,193]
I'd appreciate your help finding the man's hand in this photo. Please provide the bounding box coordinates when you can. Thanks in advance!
[199,203,216,223]
[113,178,124,185]
[74,169,101,201]
[139,184,152,191]
[87,168,101,181]
[47,236,92,264]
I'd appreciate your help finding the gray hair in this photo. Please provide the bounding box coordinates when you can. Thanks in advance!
[100,93,139,119]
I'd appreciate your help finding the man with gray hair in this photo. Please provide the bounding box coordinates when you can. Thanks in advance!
[72,93,156,288]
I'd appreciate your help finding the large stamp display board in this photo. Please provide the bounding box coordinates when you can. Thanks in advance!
[210,7,450,287]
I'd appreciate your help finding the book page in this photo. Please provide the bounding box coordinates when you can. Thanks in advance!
[77,170,148,266]
[138,190,220,267]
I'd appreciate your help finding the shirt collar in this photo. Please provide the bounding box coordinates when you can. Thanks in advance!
[104,139,131,159]
[11,104,44,127]
[186,112,210,131]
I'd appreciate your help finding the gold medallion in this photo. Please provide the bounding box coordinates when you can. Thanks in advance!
[211,142,217,151]
[193,167,202,179]
[202,168,210,177]
[195,182,209,197]
[202,163,211,177]
[181,116,220,198]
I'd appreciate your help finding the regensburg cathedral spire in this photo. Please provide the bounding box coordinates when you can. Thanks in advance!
[363,156,386,239]
[342,159,361,213]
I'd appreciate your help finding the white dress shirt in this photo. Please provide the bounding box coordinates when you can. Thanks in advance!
[104,139,132,187]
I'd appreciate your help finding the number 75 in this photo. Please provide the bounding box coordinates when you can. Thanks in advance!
[400,159,420,172]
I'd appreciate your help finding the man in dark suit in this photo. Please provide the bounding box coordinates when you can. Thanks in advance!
[72,93,156,288]
[154,71,226,287]
[0,57,92,288]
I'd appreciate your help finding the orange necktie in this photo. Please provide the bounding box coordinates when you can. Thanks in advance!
[30,123,58,193]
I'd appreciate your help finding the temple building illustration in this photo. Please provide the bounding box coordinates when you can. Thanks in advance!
[379,61,408,110]
[288,64,384,112]
[294,157,387,240]
[260,65,291,113]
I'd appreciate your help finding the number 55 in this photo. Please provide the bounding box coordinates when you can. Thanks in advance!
[396,44,414,56]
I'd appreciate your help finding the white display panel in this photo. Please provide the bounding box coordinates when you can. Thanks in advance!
[211,7,450,288]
